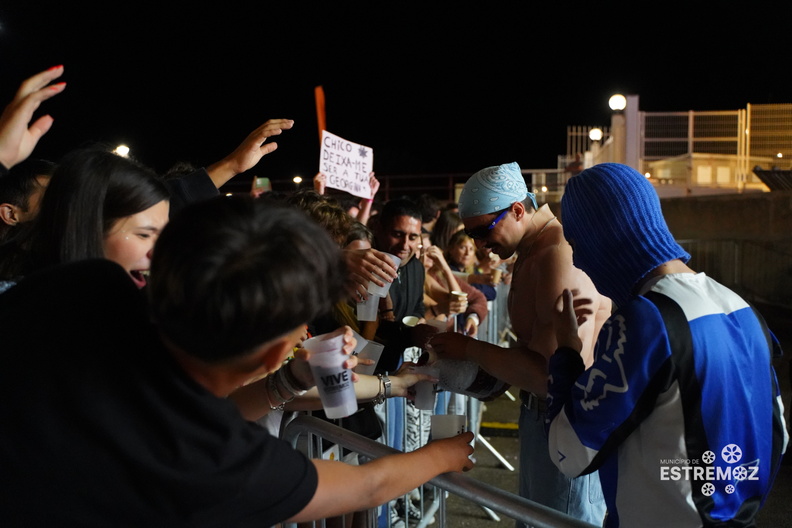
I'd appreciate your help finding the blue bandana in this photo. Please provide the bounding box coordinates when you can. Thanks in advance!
[458,162,537,218]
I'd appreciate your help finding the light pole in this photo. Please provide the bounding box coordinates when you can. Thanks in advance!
[292,176,303,191]
[609,94,627,165]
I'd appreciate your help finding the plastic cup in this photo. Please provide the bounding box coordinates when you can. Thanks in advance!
[356,294,380,322]
[367,253,402,297]
[449,290,468,315]
[411,365,439,410]
[491,268,503,285]
[402,315,420,327]
[350,329,368,356]
[431,414,467,439]
[355,340,384,375]
[426,318,449,333]
[304,333,358,419]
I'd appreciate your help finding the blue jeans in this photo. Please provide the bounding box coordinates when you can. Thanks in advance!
[516,402,606,528]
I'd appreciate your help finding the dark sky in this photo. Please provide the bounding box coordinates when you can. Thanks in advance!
[1,4,788,192]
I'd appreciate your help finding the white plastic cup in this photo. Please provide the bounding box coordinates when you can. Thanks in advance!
[304,333,358,419]
[402,315,420,327]
[356,294,380,322]
[350,329,368,356]
[355,340,384,375]
[410,365,439,410]
[426,318,449,333]
[431,414,467,439]
[366,253,401,297]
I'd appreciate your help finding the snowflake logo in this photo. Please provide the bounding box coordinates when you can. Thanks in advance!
[701,483,715,496]
[701,451,716,464]
[722,444,742,464]
[733,466,748,481]
[725,485,735,494]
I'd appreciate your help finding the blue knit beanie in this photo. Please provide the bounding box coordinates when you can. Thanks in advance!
[458,162,538,218]
[561,163,690,307]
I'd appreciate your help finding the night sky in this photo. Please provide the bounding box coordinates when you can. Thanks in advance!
[1,3,788,193]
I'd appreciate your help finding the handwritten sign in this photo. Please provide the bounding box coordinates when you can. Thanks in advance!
[320,130,373,199]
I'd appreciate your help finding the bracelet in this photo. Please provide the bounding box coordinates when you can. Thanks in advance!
[382,374,392,398]
[379,308,394,313]
[266,375,292,411]
[281,359,310,394]
[372,373,391,405]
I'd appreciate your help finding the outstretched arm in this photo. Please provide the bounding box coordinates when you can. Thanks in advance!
[355,172,380,225]
[290,432,474,522]
[0,65,66,171]
[206,119,294,189]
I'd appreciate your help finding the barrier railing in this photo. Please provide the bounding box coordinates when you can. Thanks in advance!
[281,414,599,528]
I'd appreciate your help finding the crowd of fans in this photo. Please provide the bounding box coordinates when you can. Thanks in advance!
[0,65,786,528]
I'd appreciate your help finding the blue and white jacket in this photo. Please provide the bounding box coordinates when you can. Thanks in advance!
[546,273,788,527]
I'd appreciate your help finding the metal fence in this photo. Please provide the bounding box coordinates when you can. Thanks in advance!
[281,415,597,528]
[273,282,600,528]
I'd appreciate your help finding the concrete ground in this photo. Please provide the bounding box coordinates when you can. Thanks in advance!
[444,304,792,527]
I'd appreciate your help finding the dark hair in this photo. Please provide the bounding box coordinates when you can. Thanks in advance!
[378,197,422,228]
[0,158,56,211]
[287,189,354,247]
[430,210,463,250]
[415,193,441,223]
[0,147,169,279]
[149,195,347,362]
[345,221,374,248]
[0,158,56,241]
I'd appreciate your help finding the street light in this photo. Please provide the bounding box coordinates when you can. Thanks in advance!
[609,94,627,112]
[113,144,130,157]
[293,175,302,191]
[589,128,603,142]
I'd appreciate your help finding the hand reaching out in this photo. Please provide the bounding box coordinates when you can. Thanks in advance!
[553,289,591,352]
[314,172,327,195]
[0,65,66,170]
[206,119,294,188]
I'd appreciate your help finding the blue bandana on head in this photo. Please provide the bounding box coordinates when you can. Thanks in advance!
[561,163,691,308]
[458,162,537,219]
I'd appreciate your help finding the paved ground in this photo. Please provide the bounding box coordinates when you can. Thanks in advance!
[443,303,792,527]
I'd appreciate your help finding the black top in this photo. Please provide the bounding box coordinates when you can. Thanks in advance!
[0,259,317,527]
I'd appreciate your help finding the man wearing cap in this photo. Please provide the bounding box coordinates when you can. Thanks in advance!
[431,162,610,526]
[546,163,787,527]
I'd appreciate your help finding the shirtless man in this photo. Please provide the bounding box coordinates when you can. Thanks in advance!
[430,162,611,527]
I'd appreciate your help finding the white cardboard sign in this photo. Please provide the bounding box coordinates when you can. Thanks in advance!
[319,130,373,199]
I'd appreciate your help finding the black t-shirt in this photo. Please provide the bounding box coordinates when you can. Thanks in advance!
[0,259,317,527]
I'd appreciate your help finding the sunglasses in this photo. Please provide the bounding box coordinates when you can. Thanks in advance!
[464,208,509,240]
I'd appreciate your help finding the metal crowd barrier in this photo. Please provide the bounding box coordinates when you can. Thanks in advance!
[277,279,590,527]
[281,414,598,528]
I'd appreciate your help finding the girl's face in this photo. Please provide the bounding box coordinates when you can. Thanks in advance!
[449,238,476,268]
[103,200,170,288]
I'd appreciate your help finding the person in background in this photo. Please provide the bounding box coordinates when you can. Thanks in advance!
[430,209,463,251]
[422,241,487,337]
[0,147,170,291]
[0,195,474,527]
[0,158,55,241]
[445,229,500,302]
[547,163,787,527]
[314,171,381,226]
[415,193,442,236]
[430,162,611,527]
